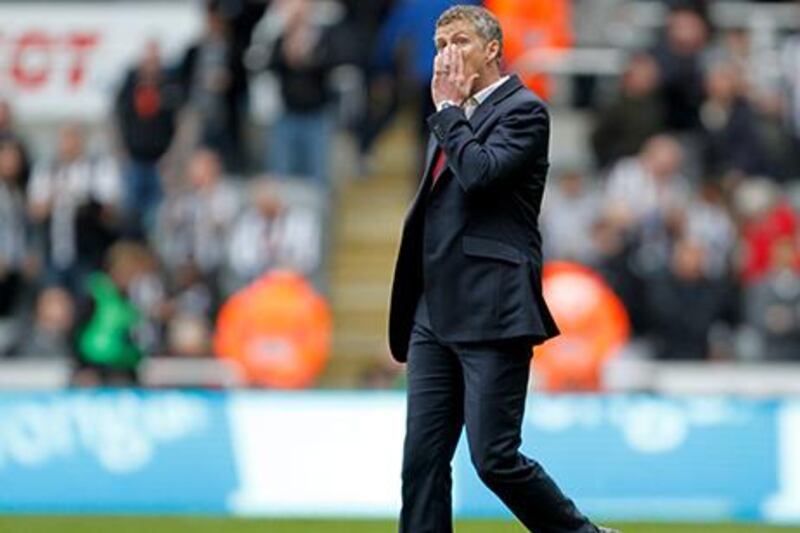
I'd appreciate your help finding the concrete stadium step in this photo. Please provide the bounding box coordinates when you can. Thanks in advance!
[334,248,399,272]
[331,252,397,282]
[333,308,389,335]
[335,220,402,243]
[336,208,408,232]
[319,347,390,386]
[332,328,388,347]
[338,185,409,200]
[330,270,392,287]
[330,282,391,310]
[325,115,417,387]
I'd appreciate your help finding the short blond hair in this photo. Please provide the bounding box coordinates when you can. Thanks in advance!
[105,241,155,280]
[436,5,503,62]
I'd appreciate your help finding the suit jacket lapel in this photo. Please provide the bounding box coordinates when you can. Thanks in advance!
[468,74,525,133]
[421,135,438,184]
[404,136,437,223]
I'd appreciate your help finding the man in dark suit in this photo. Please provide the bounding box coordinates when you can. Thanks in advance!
[388,6,616,533]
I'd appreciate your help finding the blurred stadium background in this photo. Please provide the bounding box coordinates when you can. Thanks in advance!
[2,0,800,531]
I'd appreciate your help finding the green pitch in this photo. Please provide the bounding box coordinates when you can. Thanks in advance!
[1,517,800,533]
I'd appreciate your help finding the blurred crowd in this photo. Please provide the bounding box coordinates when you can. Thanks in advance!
[2,0,800,386]
[542,1,800,363]
[0,0,343,384]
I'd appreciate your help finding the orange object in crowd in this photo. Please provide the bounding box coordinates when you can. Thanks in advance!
[533,261,629,392]
[485,0,573,100]
[214,270,332,389]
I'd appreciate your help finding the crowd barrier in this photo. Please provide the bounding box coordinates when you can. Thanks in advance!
[0,391,798,523]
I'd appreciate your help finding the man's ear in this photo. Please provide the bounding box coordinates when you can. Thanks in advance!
[485,40,500,64]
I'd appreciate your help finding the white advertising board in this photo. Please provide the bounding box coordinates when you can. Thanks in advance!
[0,2,202,121]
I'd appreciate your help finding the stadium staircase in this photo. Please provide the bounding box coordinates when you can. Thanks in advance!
[322,117,417,387]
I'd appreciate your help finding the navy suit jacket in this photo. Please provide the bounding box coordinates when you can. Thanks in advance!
[388,75,560,362]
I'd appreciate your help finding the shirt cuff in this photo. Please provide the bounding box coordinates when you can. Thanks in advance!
[436,100,459,112]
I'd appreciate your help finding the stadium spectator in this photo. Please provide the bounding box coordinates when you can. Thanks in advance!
[599,135,691,331]
[355,71,400,178]
[604,134,690,232]
[263,0,338,186]
[752,88,800,182]
[746,237,800,361]
[683,182,737,279]
[115,40,182,239]
[126,251,171,357]
[27,125,122,294]
[706,28,781,98]
[541,168,601,263]
[166,313,212,358]
[736,179,800,285]
[0,100,31,181]
[339,0,396,55]
[646,238,732,360]
[591,52,666,170]
[338,0,397,176]
[178,0,247,171]
[73,241,155,387]
[226,179,321,291]
[0,100,14,140]
[217,0,268,72]
[699,61,766,181]
[168,262,216,323]
[72,241,156,386]
[589,213,649,335]
[650,5,710,132]
[781,26,800,139]
[0,140,31,315]
[14,287,75,359]
[669,0,713,29]
[155,148,238,309]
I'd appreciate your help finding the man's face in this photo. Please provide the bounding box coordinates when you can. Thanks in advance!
[59,126,84,161]
[434,20,497,81]
[187,150,220,189]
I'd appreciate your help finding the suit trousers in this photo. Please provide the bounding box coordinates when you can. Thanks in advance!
[399,299,596,533]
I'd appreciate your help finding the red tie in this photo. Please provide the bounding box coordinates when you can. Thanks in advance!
[431,148,447,184]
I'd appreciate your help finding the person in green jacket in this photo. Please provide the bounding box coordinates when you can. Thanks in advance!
[72,241,155,387]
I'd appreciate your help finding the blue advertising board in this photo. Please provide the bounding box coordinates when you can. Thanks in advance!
[0,391,798,522]
[0,390,237,513]
[454,395,783,521]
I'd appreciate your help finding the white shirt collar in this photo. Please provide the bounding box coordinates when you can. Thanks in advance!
[471,75,510,106]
